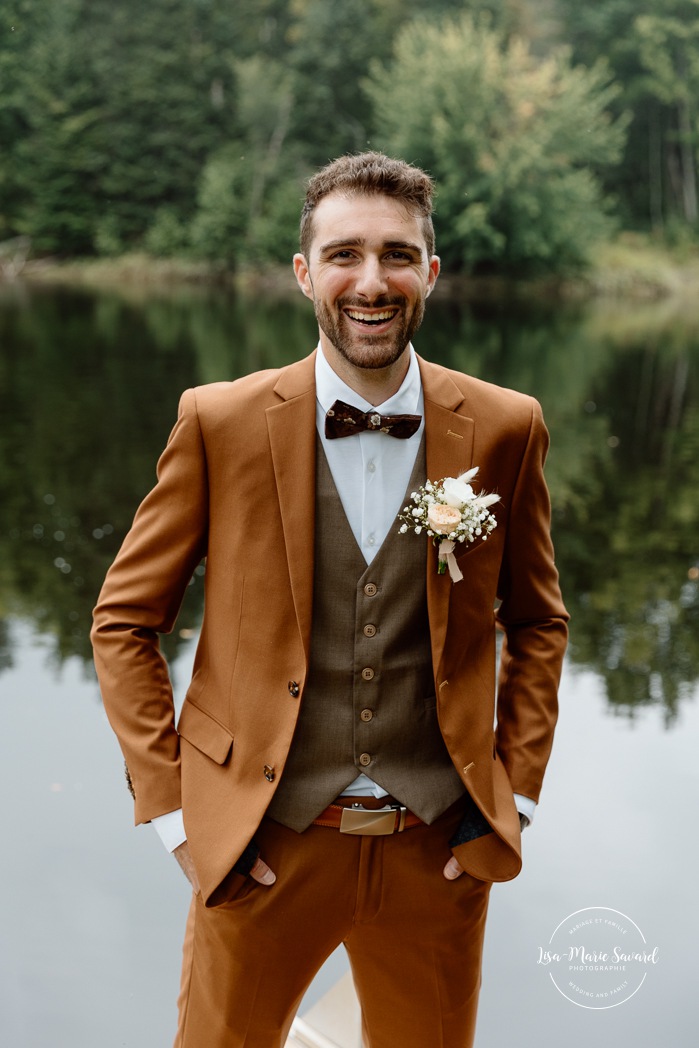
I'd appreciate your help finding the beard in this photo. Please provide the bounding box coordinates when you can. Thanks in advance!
[313,293,426,371]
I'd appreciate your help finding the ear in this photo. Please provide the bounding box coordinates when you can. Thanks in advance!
[293,253,314,301]
[426,255,440,296]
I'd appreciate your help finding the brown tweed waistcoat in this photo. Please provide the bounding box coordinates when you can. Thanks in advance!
[266,437,465,831]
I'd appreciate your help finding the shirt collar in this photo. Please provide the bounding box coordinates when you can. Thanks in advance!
[315,343,423,416]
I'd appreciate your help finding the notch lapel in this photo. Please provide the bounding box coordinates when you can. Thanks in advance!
[266,353,317,664]
[418,357,475,678]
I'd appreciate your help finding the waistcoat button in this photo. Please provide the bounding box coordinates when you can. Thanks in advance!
[363,624,377,638]
[363,583,377,597]
[361,667,375,681]
[360,708,373,722]
[288,680,300,697]
[359,752,372,767]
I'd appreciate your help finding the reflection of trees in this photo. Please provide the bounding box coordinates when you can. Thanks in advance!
[424,296,611,506]
[1,283,698,722]
[426,296,699,722]
[0,617,14,673]
[0,282,318,672]
[185,289,317,381]
[549,307,699,724]
[0,285,206,668]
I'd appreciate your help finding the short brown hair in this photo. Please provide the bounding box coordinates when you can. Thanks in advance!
[300,151,436,258]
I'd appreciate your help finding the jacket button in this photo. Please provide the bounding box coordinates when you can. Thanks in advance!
[360,708,374,722]
[359,752,372,767]
[288,680,300,697]
[363,583,377,597]
[361,667,375,681]
[263,765,275,782]
[363,624,377,638]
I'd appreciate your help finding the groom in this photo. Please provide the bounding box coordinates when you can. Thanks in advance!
[92,152,568,1047]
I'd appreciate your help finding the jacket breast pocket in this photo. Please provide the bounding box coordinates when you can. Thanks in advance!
[177,701,233,765]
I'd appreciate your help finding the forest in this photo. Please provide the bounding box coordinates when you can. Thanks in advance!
[1,0,699,275]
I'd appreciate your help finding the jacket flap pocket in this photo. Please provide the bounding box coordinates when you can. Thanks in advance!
[177,701,233,765]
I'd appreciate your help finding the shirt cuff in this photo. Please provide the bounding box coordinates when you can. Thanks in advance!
[513,794,536,828]
[151,808,186,852]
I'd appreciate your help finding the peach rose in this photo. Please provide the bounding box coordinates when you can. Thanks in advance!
[427,503,461,534]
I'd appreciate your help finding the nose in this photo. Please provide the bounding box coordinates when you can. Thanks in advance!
[354,256,388,300]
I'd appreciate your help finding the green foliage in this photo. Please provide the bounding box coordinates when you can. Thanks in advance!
[365,15,627,273]
[145,208,191,258]
[555,0,699,231]
[635,4,699,107]
[188,143,302,267]
[1,1,106,252]
[245,175,305,266]
[7,0,695,270]
[189,148,252,267]
[1,0,237,253]
[4,280,699,720]
[3,0,549,268]
[285,0,472,164]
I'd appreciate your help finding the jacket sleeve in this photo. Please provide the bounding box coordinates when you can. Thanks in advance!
[91,389,208,824]
[494,399,568,803]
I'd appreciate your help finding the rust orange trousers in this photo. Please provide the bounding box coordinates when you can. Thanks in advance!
[174,800,491,1048]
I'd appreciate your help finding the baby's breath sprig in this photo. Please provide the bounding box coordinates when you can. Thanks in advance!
[398,467,499,581]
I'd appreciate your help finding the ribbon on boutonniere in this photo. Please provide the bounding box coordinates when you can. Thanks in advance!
[397,467,499,582]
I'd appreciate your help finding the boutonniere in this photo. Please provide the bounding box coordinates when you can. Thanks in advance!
[398,467,500,582]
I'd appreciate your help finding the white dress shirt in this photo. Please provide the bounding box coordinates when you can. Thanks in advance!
[316,344,424,798]
[315,342,425,566]
[152,345,534,852]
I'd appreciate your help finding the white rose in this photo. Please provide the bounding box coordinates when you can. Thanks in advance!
[442,476,475,508]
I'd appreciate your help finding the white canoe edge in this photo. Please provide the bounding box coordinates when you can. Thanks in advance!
[286,971,362,1048]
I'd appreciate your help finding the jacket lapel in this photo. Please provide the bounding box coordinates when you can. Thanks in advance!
[266,352,317,664]
[264,351,475,676]
[418,356,475,678]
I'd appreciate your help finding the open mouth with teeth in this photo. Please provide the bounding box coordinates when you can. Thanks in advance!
[344,308,399,327]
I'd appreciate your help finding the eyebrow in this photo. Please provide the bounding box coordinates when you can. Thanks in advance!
[318,238,424,255]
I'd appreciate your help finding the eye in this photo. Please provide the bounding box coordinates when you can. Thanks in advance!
[328,249,356,261]
[385,250,417,263]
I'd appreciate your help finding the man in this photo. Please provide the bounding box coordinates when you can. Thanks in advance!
[92,152,568,1047]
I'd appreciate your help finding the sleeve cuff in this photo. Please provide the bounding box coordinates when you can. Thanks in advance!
[151,808,187,852]
[513,793,536,828]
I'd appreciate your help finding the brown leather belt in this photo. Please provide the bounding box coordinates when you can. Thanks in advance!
[313,802,423,835]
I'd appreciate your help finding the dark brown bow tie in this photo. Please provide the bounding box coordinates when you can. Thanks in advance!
[325,399,422,440]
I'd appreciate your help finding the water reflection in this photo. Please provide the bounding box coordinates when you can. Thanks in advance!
[1,281,698,721]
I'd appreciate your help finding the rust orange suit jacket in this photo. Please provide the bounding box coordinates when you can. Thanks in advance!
[92,351,568,904]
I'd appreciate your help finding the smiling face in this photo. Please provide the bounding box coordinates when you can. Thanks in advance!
[293,192,440,382]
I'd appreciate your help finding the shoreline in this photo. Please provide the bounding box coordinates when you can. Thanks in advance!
[5,234,699,303]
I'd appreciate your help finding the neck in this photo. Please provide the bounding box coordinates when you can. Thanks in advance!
[320,338,411,406]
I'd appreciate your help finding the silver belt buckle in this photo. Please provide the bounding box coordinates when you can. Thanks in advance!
[339,804,407,835]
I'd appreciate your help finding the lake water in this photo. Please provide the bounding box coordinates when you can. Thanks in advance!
[1,279,697,1046]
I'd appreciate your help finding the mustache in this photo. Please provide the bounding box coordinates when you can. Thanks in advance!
[337,295,406,310]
